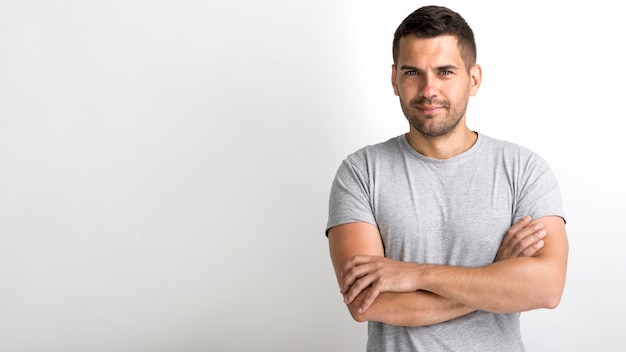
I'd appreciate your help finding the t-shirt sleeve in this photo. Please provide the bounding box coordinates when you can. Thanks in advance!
[513,152,565,224]
[325,156,378,236]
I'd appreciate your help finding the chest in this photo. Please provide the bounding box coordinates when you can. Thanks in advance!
[371,163,515,266]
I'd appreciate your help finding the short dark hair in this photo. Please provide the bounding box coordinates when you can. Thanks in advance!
[392,6,477,71]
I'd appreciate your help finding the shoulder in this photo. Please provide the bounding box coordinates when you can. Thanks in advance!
[478,133,532,153]
[477,133,539,162]
[343,135,406,166]
[476,133,556,181]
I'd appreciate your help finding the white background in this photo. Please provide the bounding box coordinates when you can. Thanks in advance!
[0,1,623,351]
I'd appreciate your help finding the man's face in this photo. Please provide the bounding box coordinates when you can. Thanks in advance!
[392,34,481,138]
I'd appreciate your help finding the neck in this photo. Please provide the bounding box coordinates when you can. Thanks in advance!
[405,126,478,160]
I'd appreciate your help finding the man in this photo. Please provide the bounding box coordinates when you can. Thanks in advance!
[326,5,568,351]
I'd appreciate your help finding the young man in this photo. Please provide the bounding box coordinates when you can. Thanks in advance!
[326,6,568,351]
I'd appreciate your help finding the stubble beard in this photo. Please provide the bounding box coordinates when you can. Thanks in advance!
[400,92,470,138]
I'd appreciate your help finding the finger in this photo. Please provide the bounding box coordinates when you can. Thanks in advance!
[340,262,373,294]
[358,285,381,313]
[506,220,543,252]
[495,220,545,261]
[344,274,376,305]
[507,226,546,258]
[520,239,545,257]
[341,255,377,279]
[513,215,532,231]
[501,215,532,248]
[519,227,547,256]
[340,256,372,291]
[513,226,546,256]
[340,271,357,295]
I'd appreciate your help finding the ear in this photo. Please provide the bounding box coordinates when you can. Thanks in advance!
[469,64,482,96]
[391,64,399,96]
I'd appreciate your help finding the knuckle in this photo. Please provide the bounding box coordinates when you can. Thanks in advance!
[511,232,524,242]
[354,279,365,291]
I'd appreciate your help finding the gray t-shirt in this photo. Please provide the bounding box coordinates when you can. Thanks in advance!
[326,133,564,352]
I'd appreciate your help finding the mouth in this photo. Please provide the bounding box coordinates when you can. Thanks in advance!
[417,105,443,115]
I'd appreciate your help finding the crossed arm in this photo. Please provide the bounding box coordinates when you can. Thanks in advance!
[328,216,568,326]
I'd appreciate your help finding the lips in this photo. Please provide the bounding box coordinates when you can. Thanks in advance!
[418,105,443,114]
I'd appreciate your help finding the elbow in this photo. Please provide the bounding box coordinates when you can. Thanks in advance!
[545,299,560,310]
[347,301,368,323]
[496,290,563,313]
[534,261,567,310]
[542,289,563,310]
[538,280,565,310]
[343,287,377,323]
[351,312,368,323]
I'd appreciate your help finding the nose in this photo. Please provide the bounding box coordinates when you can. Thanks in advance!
[420,74,438,99]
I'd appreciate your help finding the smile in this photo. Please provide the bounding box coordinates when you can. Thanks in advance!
[418,106,443,114]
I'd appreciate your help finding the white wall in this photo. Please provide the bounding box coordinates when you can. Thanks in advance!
[0,1,623,351]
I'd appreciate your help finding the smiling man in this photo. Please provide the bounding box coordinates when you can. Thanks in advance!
[326,6,568,351]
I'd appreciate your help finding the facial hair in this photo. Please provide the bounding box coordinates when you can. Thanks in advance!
[399,88,470,138]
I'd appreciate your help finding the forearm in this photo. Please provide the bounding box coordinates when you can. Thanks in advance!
[348,288,476,326]
[420,256,565,313]
[414,217,568,313]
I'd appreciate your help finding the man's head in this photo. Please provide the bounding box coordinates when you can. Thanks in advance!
[391,6,482,142]
[392,6,476,72]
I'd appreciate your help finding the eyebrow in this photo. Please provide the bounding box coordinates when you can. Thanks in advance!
[399,64,459,71]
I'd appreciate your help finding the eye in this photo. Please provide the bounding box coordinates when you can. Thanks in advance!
[405,70,418,76]
[440,70,453,76]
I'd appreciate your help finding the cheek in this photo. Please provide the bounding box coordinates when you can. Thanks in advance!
[396,81,417,98]
[447,85,470,102]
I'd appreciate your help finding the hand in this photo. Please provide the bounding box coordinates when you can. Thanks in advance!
[495,215,547,262]
[340,255,421,313]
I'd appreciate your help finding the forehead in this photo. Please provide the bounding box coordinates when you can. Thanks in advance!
[396,35,463,66]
